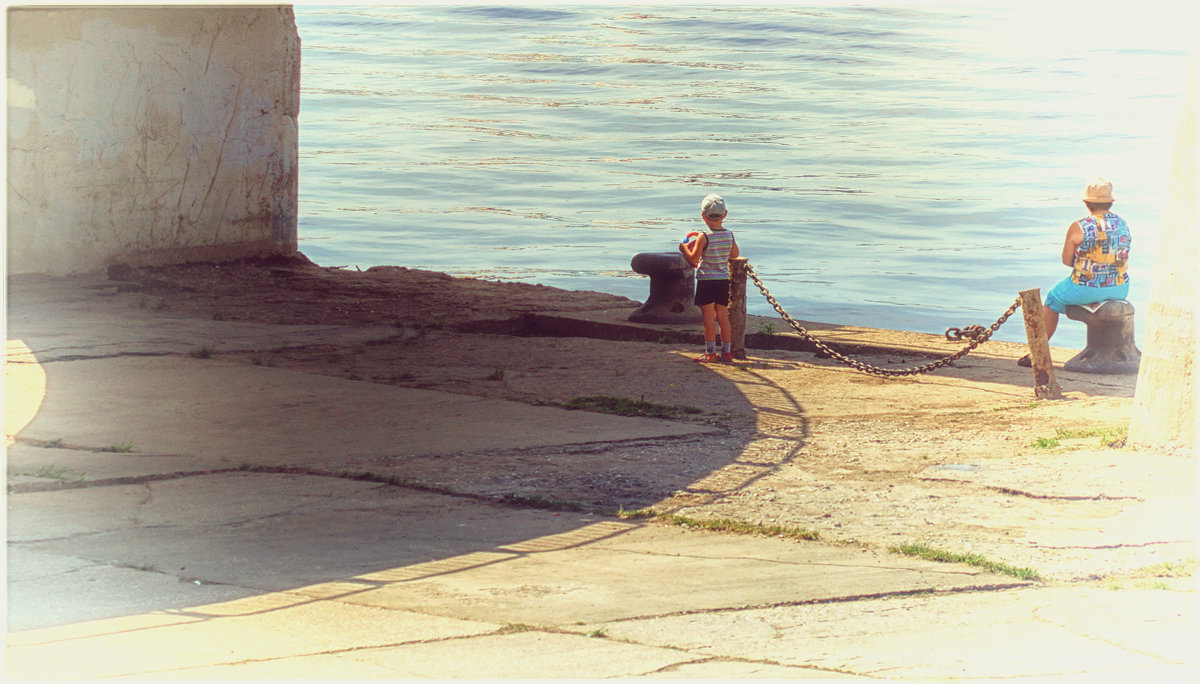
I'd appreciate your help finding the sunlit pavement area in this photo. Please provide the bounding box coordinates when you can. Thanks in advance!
[5,274,1196,679]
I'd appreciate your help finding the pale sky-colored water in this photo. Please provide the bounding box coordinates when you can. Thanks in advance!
[294,2,1194,348]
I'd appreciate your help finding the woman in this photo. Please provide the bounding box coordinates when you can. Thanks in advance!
[1020,178,1131,366]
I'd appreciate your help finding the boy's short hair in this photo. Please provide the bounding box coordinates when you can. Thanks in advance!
[701,194,726,218]
[1084,201,1114,212]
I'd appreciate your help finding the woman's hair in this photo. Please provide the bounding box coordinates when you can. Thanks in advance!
[1084,201,1113,212]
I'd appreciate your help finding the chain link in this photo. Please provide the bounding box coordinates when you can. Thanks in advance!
[945,325,987,342]
[744,264,1022,377]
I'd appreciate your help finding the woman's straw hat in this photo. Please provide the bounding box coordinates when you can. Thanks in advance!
[1082,178,1115,203]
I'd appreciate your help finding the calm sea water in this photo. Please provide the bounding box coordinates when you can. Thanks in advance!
[294,4,1192,349]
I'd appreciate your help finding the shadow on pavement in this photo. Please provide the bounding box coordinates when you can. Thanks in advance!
[6,275,804,631]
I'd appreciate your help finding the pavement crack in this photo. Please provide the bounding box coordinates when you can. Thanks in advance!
[983,484,1142,502]
[638,656,724,675]
[7,559,112,582]
[8,529,141,546]
[122,629,512,678]
[596,582,1032,625]
[918,477,1143,502]
[32,350,179,363]
[1035,540,1189,551]
[598,546,991,578]
[7,469,242,494]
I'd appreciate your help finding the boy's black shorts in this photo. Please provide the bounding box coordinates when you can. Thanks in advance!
[694,279,730,307]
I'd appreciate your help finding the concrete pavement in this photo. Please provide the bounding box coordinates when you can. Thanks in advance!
[5,273,1196,679]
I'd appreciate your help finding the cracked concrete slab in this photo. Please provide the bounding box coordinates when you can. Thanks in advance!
[6,274,401,361]
[5,443,226,490]
[331,524,1019,627]
[163,631,712,680]
[9,471,1025,678]
[8,471,1193,679]
[7,472,1013,630]
[591,585,1196,680]
[7,595,503,679]
[4,546,258,632]
[10,354,715,469]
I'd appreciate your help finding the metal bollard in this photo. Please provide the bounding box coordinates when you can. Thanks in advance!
[628,252,702,324]
[1063,300,1141,374]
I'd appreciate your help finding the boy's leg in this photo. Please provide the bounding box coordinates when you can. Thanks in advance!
[701,303,717,341]
[715,304,732,345]
[700,304,718,357]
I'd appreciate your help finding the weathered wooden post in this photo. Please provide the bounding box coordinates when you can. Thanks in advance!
[1019,288,1064,400]
[729,257,749,360]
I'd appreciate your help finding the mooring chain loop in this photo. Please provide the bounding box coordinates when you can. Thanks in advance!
[945,325,987,342]
[744,264,1022,377]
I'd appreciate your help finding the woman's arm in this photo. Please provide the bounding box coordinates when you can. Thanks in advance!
[1061,222,1083,267]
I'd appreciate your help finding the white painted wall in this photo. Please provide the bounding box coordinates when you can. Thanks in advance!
[7,6,300,275]
[1129,56,1198,453]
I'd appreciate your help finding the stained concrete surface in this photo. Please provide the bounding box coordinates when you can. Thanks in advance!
[5,275,1196,679]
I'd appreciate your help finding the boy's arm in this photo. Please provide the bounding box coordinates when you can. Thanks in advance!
[679,234,706,267]
[729,239,740,261]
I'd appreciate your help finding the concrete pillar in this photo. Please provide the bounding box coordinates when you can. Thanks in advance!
[6,6,300,275]
[1128,56,1198,453]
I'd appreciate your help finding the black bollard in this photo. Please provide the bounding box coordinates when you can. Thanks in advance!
[628,252,702,324]
[1062,300,1141,374]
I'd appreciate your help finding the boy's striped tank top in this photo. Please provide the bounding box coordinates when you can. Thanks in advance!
[697,229,735,280]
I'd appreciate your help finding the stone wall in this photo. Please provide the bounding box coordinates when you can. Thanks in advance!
[7,6,300,275]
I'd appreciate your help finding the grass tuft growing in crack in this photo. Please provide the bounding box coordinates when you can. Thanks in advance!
[96,441,135,453]
[565,395,703,420]
[1032,425,1128,450]
[499,492,594,513]
[1131,558,1196,577]
[8,463,85,483]
[889,542,1041,581]
[619,509,820,542]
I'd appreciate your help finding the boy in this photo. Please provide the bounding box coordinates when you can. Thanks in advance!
[679,193,740,363]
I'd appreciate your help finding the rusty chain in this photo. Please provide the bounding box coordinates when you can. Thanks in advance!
[945,325,987,341]
[744,264,1022,377]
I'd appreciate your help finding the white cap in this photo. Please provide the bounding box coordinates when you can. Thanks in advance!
[701,194,727,218]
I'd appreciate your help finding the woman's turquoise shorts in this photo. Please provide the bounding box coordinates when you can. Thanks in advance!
[1044,277,1129,314]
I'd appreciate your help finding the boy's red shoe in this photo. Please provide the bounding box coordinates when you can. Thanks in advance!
[721,352,736,363]
[694,353,720,363]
